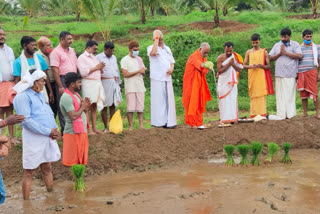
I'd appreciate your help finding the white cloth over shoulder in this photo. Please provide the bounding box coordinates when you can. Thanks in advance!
[20,51,48,101]
[22,128,61,169]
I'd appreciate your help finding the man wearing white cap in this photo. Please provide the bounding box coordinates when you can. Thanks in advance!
[13,69,61,200]
[147,30,177,128]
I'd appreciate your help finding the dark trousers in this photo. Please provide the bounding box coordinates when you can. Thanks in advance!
[55,76,66,135]
[46,82,58,118]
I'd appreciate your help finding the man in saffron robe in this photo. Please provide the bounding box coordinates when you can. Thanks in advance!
[243,34,273,118]
[216,42,243,125]
[182,42,212,129]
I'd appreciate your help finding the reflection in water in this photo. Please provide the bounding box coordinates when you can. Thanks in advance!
[0,149,319,214]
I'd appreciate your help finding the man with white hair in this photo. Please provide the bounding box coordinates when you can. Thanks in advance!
[13,69,61,200]
[182,42,212,129]
[147,30,176,128]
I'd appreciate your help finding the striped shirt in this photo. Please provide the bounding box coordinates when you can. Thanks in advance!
[269,40,302,78]
[298,43,320,73]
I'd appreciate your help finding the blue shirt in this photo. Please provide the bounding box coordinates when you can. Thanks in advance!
[13,88,57,136]
[13,54,48,77]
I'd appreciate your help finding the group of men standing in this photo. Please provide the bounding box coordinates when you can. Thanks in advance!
[0,26,318,202]
[183,28,319,128]
[0,28,178,201]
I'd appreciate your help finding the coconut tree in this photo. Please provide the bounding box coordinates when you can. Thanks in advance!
[18,0,42,17]
[70,0,82,21]
[81,0,115,41]
[44,0,73,16]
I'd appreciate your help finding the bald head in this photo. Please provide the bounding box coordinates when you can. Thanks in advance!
[37,36,53,56]
[199,42,210,59]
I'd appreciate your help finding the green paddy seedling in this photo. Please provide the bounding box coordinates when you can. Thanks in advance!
[237,145,250,166]
[265,142,280,163]
[71,164,86,191]
[281,142,292,164]
[224,145,236,166]
[250,141,263,166]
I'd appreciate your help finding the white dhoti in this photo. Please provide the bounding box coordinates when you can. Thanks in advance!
[22,128,61,170]
[151,79,177,127]
[219,84,238,123]
[275,77,296,119]
[101,79,122,107]
[81,79,105,111]
[218,54,242,123]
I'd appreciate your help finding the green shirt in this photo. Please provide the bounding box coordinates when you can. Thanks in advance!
[60,93,87,134]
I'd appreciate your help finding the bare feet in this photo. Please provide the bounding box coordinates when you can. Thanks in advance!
[88,131,96,135]
[103,129,109,133]
[10,137,20,145]
[93,129,104,134]
[315,114,320,119]
[128,127,133,131]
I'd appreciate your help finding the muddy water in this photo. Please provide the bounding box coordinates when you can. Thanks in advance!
[1,149,319,214]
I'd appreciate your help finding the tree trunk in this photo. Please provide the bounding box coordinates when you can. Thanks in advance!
[76,11,81,22]
[150,5,155,17]
[312,5,317,19]
[223,6,228,16]
[214,1,219,28]
[140,0,146,24]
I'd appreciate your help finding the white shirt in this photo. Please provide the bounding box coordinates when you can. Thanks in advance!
[0,45,14,82]
[147,44,175,82]
[96,53,121,84]
[120,55,146,94]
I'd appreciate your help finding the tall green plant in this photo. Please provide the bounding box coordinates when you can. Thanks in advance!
[81,0,115,41]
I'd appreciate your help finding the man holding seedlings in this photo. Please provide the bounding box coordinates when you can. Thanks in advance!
[182,42,212,129]
[216,42,243,125]
[97,41,122,133]
[50,31,78,134]
[297,29,320,118]
[120,41,146,130]
[269,28,302,120]
[13,69,61,200]
[243,34,273,118]
[60,72,90,167]
[78,40,105,134]
[148,30,177,129]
